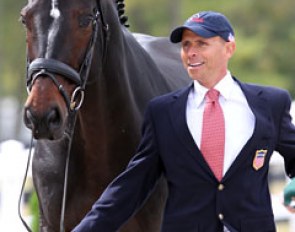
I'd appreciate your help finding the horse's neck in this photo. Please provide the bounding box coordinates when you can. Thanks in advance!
[71,25,168,176]
[72,78,141,173]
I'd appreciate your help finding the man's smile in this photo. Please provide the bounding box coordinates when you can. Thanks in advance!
[188,61,205,68]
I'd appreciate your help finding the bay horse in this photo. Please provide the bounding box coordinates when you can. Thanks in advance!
[21,0,190,231]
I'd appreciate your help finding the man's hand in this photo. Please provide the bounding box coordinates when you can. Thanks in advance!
[284,178,295,213]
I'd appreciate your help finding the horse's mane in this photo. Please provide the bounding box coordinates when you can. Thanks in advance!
[116,0,129,27]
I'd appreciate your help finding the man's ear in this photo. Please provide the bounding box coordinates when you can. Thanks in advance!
[226,41,236,58]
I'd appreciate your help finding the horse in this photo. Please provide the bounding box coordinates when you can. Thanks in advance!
[21,0,190,231]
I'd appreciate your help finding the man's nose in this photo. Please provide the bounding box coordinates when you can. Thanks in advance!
[187,46,198,57]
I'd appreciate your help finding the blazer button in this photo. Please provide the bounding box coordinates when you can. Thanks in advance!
[218,213,224,220]
[218,184,224,191]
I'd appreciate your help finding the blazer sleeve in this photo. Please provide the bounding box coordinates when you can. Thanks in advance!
[275,90,295,178]
[72,103,163,232]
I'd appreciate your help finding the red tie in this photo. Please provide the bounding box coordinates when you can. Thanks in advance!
[200,89,225,181]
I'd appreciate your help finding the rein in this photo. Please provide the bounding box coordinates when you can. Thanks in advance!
[18,135,34,232]
[19,3,109,232]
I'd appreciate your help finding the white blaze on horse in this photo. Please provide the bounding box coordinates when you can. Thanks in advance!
[50,0,60,19]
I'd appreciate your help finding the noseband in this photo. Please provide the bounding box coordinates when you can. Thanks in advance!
[26,5,109,112]
[27,59,83,111]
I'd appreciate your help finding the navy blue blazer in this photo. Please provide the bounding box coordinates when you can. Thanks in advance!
[73,78,295,232]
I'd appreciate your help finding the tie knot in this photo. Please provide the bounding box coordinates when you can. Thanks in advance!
[205,89,220,102]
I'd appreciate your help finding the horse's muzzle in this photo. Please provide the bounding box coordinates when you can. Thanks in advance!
[24,105,64,140]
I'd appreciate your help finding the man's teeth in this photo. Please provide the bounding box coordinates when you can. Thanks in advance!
[189,62,204,67]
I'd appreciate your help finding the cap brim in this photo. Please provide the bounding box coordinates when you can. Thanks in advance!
[170,26,217,43]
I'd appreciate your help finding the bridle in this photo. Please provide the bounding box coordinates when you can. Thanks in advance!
[19,1,109,232]
[26,5,109,112]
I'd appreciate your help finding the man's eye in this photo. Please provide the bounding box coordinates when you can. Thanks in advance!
[198,41,206,46]
[182,41,190,48]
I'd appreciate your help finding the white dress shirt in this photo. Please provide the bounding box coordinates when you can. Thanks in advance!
[186,71,255,176]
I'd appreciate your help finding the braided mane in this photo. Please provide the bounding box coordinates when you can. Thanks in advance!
[116,0,129,27]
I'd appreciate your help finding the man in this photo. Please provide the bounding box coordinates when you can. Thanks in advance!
[73,11,295,232]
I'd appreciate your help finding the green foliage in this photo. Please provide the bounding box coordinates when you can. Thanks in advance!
[1,0,295,98]
[29,191,39,232]
[0,0,293,226]
[125,0,295,97]
[0,0,26,98]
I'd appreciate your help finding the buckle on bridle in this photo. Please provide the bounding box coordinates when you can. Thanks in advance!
[70,86,85,111]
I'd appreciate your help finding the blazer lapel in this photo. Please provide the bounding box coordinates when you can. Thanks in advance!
[169,84,215,179]
[223,79,272,180]
[167,79,272,181]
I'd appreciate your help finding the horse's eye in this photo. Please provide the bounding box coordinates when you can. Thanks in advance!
[79,15,93,28]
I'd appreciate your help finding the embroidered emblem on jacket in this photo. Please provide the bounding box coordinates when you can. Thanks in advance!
[253,149,267,170]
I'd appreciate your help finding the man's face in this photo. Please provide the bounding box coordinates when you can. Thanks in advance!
[180,29,235,88]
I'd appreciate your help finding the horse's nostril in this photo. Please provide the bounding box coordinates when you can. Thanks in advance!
[47,108,61,128]
[24,108,35,129]
[24,106,63,139]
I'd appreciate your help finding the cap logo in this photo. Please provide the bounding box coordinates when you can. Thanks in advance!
[192,17,204,23]
[189,14,204,23]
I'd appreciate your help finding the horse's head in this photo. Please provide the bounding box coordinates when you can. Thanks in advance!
[21,0,107,140]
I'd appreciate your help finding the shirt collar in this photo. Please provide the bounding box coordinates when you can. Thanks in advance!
[193,71,235,108]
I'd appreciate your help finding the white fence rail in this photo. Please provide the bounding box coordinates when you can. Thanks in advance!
[0,140,32,232]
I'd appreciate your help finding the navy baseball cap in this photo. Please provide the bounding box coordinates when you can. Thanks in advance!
[170,11,235,43]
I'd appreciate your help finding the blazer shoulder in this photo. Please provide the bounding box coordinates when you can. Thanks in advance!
[247,83,288,93]
[239,80,291,100]
[149,84,192,106]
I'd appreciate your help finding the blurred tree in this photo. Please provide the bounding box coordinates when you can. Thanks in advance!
[0,0,294,229]
[0,0,294,99]
[0,0,26,99]
[0,0,27,141]
[125,0,295,97]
